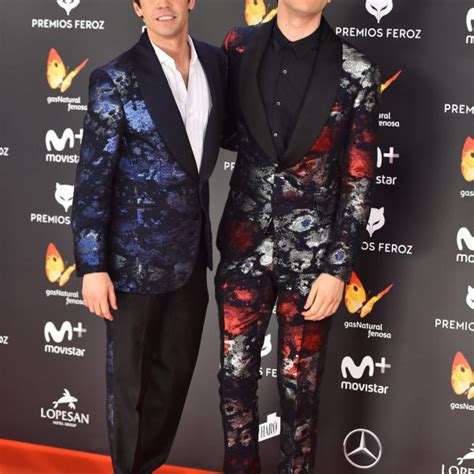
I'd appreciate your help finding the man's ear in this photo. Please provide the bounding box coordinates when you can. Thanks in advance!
[132,1,144,19]
[188,0,196,13]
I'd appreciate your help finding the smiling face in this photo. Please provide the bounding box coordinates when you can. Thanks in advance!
[133,0,195,41]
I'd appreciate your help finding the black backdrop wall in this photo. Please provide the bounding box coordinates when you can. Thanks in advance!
[1,1,473,473]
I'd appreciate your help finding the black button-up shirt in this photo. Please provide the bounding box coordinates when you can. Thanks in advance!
[258,21,322,159]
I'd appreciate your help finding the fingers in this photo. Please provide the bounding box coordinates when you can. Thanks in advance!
[303,273,345,321]
[303,292,341,321]
[83,297,113,320]
[100,299,114,321]
[329,300,341,315]
[314,301,333,320]
[304,280,319,311]
[303,290,326,320]
[93,300,102,317]
[82,274,116,321]
[109,286,118,311]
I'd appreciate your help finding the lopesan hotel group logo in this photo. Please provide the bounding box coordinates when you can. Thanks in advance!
[441,443,474,474]
[40,388,90,429]
[32,0,106,31]
[335,0,422,40]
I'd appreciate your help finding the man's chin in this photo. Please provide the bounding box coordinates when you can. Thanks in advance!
[148,24,183,40]
[287,5,325,18]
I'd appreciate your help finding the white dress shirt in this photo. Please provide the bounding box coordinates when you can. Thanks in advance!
[150,36,212,172]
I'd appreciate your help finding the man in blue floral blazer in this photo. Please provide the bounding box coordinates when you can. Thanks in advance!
[70,0,225,472]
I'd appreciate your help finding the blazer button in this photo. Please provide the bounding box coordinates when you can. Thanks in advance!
[193,213,200,221]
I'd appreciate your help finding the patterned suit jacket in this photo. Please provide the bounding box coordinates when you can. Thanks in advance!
[217,16,381,284]
[71,31,225,294]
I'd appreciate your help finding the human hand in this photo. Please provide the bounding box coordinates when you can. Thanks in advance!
[82,272,117,321]
[302,273,345,321]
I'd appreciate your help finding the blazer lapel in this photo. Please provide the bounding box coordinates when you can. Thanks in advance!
[280,17,343,170]
[131,31,199,181]
[193,39,222,186]
[239,19,278,162]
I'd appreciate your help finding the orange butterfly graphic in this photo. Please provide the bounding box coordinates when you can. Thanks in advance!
[461,136,474,182]
[45,243,76,286]
[344,272,394,318]
[451,352,474,400]
[381,70,402,94]
[245,0,277,26]
[46,48,89,93]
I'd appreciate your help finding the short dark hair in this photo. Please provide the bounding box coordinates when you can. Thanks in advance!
[134,0,140,5]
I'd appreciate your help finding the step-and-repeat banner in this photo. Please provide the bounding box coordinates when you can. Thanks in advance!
[1,1,473,473]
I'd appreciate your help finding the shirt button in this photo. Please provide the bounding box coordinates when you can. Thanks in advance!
[276,101,281,106]
[282,69,288,75]
[273,132,279,138]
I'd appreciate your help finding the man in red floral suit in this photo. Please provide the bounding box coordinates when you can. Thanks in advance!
[215,0,381,472]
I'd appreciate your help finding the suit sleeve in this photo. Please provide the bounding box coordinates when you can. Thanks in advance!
[71,68,125,277]
[220,28,239,152]
[320,63,381,283]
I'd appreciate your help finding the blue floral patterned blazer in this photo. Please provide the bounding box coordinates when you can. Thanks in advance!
[71,31,225,294]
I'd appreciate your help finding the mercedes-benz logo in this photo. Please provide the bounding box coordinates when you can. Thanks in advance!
[343,428,382,469]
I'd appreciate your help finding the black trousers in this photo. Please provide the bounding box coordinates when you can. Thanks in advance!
[104,242,208,474]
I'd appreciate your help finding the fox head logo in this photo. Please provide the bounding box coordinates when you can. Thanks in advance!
[366,207,385,237]
[261,334,272,357]
[366,0,393,23]
[55,183,74,212]
[57,0,80,16]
